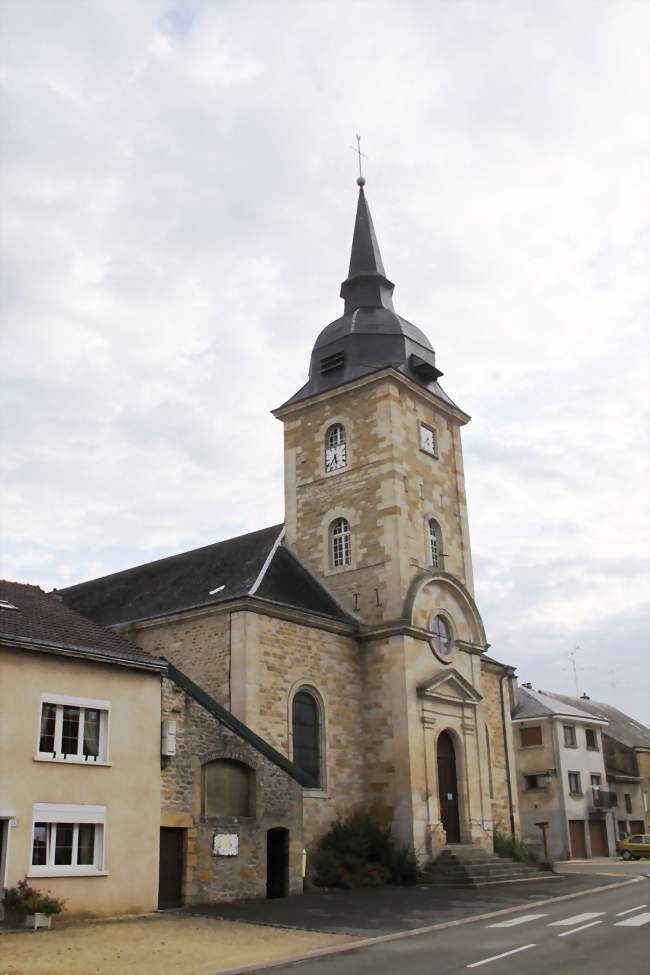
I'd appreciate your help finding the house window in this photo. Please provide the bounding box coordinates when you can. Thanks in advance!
[563,725,577,747]
[292,689,321,789]
[37,695,110,763]
[591,774,601,791]
[30,804,105,877]
[568,771,582,795]
[520,725,543,747]
[325,424,347,473]
[585,728,598,750]
[330,517,351,568]
[625,793,632,814]
[524,773,547,791]
[202,760,253,818]
[428,519,443,569]
[430,614,452,658]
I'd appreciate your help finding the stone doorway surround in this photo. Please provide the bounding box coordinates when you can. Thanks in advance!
[418,669,491,857]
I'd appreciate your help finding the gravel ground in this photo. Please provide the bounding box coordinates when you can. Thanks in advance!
[0,913,352,975]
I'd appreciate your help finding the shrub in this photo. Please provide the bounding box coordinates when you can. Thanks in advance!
[2,879,66,916]
[310,811,417,888]
[493,829,539,865]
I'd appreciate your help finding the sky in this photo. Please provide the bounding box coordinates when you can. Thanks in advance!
[1,0,648,722]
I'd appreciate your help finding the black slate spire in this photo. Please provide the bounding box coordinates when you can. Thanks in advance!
[339,183,395,313]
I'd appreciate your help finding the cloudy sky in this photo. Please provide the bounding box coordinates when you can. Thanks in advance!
[1,1,648,721]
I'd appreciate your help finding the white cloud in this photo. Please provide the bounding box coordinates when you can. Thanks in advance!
[1,0,648,721]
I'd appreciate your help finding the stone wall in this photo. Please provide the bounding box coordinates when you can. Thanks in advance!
[480,663,519,835]
[134,610,231,707]
[253,614,366,849]
[161,675,303,904]
[281,373,474,625]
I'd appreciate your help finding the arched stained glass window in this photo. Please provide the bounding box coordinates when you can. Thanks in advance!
[292,690,321,788]
[428,519,443,568]
[202,759,253,817]
[330,517,351,568]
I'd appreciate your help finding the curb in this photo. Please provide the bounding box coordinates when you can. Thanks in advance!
[209,875,645,975]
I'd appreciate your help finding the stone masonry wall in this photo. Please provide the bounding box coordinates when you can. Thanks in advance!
[480,664,518,834]
[135,611,231,707]
[282,374,473,624]
[253,615,366,850]
[161,675,303,904]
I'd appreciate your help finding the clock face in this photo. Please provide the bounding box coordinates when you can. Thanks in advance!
[419,423,437,456]
[325,443,346,472]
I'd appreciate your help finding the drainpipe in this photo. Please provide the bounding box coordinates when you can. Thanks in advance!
[499,672,516,836]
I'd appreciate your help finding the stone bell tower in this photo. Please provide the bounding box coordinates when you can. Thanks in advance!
[273,178,503,857]
[273,178,475,627]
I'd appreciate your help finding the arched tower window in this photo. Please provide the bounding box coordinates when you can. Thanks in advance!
[330,517,351,568]
[325,424,347,473]
[292,690,321,788]
[428,519,443,569]
[202,759,253,817]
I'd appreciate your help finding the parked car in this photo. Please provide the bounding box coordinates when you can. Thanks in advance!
[616,834,650,860]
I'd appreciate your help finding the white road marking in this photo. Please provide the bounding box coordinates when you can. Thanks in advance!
[487,913,548,928]
[616,904,647,917]
[558,920,603,937]
[549,912,605,927]
[615,912,650,927]
[467,944,536,968]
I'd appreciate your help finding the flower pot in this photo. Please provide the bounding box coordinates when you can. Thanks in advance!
[25,912,52,930]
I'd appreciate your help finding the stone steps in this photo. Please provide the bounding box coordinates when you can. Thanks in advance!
[420,846,544,888]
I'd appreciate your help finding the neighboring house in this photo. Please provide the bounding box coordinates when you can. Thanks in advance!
[511,685,615,860]
[1,581,307,918]
[552,694,650,837]
[0,580,165,917]
[59,180,521,864]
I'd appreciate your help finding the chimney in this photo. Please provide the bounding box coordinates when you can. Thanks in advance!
[522,682,533,689]
[580,693,590,700]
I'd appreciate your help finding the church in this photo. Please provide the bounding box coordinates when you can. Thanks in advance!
[61,176,520,865]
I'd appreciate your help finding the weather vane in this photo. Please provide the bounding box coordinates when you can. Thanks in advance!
[350,133,368,186]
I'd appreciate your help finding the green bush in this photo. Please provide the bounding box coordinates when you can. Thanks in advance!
[310,811,417,888]
[493,829,539,864]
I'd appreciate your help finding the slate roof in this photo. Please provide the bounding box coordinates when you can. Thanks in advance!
[511,686,606,723]
[59,525,353,628]
[551,694,650,750]
[277,184,468,418]
[0,580,165,672]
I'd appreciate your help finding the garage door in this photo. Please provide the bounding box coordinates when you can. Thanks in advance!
[569,820,587,858]
[588,819,608,856]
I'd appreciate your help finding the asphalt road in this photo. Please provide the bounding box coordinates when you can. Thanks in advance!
[257,878,650,975]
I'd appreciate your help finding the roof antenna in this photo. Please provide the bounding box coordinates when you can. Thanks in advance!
[350,133,368,186]
[569,646,581,697]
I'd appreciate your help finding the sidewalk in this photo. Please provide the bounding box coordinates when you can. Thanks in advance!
[186,871,626,938]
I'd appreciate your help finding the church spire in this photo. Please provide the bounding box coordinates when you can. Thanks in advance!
[339,182,395,314]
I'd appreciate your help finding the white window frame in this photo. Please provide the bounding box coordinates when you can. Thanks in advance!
[29,804,107,877]
[330,517,351,568]
[563,724,577,747]
[35,693,111,765]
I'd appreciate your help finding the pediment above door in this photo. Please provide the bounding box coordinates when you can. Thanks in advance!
[417,668,483,706]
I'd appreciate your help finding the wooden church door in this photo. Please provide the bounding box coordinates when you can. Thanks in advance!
[437,731,461,843]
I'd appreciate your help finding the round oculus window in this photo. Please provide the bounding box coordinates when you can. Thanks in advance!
[430,614,453,660]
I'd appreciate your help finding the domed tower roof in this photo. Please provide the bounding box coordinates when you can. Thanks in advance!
[280,180,465,416]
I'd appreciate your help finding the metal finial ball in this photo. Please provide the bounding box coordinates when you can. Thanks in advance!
[357,176,366,187]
